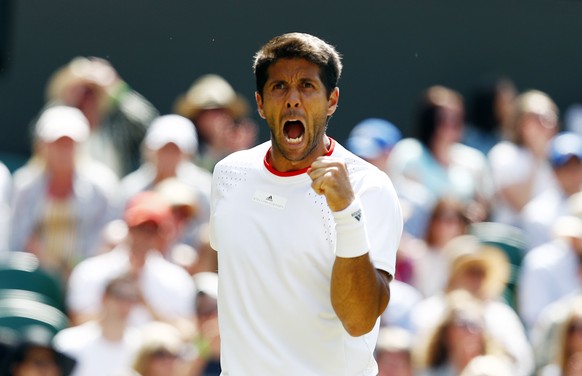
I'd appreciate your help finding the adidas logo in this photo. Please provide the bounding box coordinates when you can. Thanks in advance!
[266,195,273,201]
[351,209,362,222]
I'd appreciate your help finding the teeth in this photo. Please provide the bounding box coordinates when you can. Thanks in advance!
[285,135,303,144]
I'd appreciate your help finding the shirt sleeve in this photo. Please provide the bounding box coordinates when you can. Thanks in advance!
[359,172,403,277]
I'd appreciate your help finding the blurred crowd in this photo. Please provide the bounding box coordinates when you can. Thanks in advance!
[1,56,582,376]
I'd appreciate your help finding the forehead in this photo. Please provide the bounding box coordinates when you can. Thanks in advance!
[266,58,322,81]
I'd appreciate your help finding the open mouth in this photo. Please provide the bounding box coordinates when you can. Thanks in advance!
[283,120,305,144]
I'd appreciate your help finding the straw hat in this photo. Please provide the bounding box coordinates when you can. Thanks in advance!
[174,74,250,121]
[444,234,510,299]
[376,326,412,353]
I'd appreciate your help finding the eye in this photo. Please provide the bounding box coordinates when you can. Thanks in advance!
[271,82,285,90]
[302,81,314,89]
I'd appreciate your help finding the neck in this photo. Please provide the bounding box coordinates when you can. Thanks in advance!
[47,171,74,198]
[99,315,127,342]
[430,140,451,166]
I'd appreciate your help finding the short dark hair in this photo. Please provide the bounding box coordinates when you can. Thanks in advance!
[253,32,343,97]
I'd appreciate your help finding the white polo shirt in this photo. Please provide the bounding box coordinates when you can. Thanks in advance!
[210,139,402,375]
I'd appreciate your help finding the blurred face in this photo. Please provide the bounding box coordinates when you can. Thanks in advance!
[429,209,466,247]
[194,108,235,146]
[445,316,485,360]
[153,143,183,178]
[521,111,558,153]
[43,137,76,174]
[554,157,582,196]
[451,261,488,297]
[376,350,413,376]
[143,349,180,376]
[104,286,139,320]
[256,58,339,172]
[568,319,582,354]
[128,221,164,253]
[435,105,464,145]
[11,346,61,376]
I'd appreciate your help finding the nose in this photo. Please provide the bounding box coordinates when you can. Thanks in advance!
[286,87,301,108]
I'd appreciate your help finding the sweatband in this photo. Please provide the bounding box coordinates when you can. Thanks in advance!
[333,197,370,258]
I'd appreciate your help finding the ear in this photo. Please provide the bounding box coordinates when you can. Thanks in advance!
[255,92,266,119]
[327,87,339,117]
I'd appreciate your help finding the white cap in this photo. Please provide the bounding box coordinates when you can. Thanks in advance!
[35,105,90,143]
[144,114,198,154]
[193,272,218,299]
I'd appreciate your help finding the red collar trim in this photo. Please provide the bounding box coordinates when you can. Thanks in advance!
[263,137,336,177]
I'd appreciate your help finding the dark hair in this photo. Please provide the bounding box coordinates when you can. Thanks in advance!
[468,76,516,133]
[253,32,342,97]
[413,85,464,148]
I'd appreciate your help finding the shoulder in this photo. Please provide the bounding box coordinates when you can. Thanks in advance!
[213,142,270,182]
[53,321,99,350]
[450,142,488,165]
[523,240,569,269]
[333,141,391,187]
[215,142,269,170]
[389,138,425,161]
[488,141,524,162]
[12,162,44,190]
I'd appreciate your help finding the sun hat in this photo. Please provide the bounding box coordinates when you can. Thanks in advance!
[444,234,510,299]
[376,326,412,353]
[0,296,76,375]
[124,191,173,230]
[35,105,90,143]
[192,272,218,300]
[144,114,198,155]
[548,132,582,167]
[173,74,250,121]
[154,177,199,220]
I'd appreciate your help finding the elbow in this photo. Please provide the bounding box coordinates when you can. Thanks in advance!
[341,317,377,337]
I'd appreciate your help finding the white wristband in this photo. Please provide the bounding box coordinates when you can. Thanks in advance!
[333,198,370,258]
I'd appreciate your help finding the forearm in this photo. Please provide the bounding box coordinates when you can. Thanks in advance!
[331,255,390,337]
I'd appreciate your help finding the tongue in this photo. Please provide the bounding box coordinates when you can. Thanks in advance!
[286,122,304,139]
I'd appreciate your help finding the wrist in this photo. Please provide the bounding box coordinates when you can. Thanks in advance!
[333,197,370,258]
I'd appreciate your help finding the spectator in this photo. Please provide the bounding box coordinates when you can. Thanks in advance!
[375,326,415,376]
[0,294,76,376]
[413,290,508,376]
[463,75,517,155]
[121,114,211,252]
[522,131,582,250]
[537,297,582,376]
[130,321,190,376]
[412,234,534,376]
[53,275,142,376]
[10,106,120,281]
[388,85,494,224]
[66,191,196,329]
[44,56,158,178]
[519,212,582,332]
[173,74,257,172]
[346,117,433,239]
[404,196,471,297]
[380,279,423,332]
[187,272,221,376]
[488,89,559,227]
